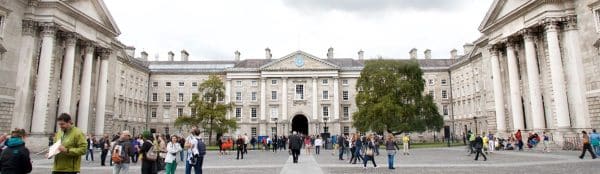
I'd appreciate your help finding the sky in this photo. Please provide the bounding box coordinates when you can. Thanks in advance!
[103,0,494,61]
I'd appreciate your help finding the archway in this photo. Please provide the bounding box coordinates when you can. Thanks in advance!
[292,115,309,135]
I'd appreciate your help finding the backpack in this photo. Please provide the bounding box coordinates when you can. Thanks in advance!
[111,144,124,164]
[196,138,206,156]
[145,140,157,161]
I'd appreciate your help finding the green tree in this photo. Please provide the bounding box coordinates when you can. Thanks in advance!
[175,75,237,145]
[353,60,443,135]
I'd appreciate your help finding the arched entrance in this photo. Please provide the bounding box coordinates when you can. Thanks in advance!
[292,115,309,135]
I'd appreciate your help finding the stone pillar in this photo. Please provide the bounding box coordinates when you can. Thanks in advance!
[333,77,339,120]
[522,30,546,130]
[95,50,110,136]
[260,78,266,120]
[563,16,589,128]
[12,20,37,129]
[281,77,288,121]
[58,33,77,115]
[505,42,524,130]
[312,77,318,120]
[545,21,571,128]
[77,42,95,134]
[225,79,231,119]
[31,23,57,134]
[489,47,506,133]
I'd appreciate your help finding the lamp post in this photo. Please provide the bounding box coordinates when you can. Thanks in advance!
[323,117,329,133]
[473,116,478,135]
[272,118,278,137]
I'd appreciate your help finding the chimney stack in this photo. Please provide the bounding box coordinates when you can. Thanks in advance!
[358,50,364,60]
[180,50,189,61]
[265,48,272,59]
[463,43,474,55]
[141,51,148,61]
[424,49,432,59]
[125,46,135,58]
[327,47,334,59]
[409,48,418,59]
[168,51,175,61]
[235,50,241,62]
[450,49,458,59]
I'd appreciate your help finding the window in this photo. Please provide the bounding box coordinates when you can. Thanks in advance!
[166,82,171,87]
[151,108,157,118]
[235,108,242,118]
[322,90,329,100]
[152,93,157,101]
[192,82,198,87]
[428,79,434,86]
[442,90,448,99]
[441,79,447,85]
[251,108,257,118]
[295,84,304,100]
[179,82,184,86]
[251,92,257,101]
[443,105,449,116]
[271,127,277,135]
[271,107,278,118]
[428,90,434,97]
[163,108,170,119]
[271,80,277,85]
[178,108,183,117]
[271,91,277,100]
[343,126,350,134]
[165,93,171,102]
[152,82,158,87]
[343,106,349,118]
[595,8,600,32]
[342,79,349,85]
[322,106,329,117]
[251,80,257,86]
[236,80,242,86]
[191,108,196,117]
[251,127,257,137]
[322,79,328,85]
[342,91,349,100]
[236,92,242,101]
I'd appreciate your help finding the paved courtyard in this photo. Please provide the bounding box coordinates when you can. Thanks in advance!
[31,147,598,174]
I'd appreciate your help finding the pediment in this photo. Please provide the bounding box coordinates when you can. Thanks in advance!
[66,0,121,35]
[478,0,531,32]
[260,51,340,71]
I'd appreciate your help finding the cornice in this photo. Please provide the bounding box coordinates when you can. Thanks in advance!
[36,1,118,37]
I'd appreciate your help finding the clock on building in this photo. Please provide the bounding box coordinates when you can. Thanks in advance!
[295,54,305,67]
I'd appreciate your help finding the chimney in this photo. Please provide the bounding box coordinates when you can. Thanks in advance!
[424,49,432,59]
[358,50,364,60]
[235,50,241,62]
[409,48,418,59]
[265,48,272,59]
[180,50,189,61]
[327,47,334,59]
[463,43,474,55]
[140,51,148,61]
[125,46,135,58]
[450,49,458,59]
[168,51,174,61]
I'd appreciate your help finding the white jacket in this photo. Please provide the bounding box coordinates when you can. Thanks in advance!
[165,142,182,163]
[315,138,323,146]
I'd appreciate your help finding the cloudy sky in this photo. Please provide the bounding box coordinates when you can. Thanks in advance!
[103,0,493,61]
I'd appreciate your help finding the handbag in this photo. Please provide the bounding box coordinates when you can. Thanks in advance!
[365,148,374,156]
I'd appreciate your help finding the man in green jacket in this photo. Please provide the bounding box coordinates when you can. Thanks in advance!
[52,113,87,174]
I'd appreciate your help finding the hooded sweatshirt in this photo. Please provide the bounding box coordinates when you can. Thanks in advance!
[0,137,32,174]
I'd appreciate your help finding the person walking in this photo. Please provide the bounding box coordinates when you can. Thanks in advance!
[52,113,87,174]
[473,134,487,161]
[579,131,597,159]
[272,136,278,153]
[140,131,157,174]
[86,135,95,161]
[542,132,551,153]
[402,133,410,155]
[112,130,134,174]
[100,134,111,166]
[304,136,312,155]
[362,135,377,169]
[251,136,257,150]
[385,135,400,170]
[487,133,495,153]
[131,136,140,164]
[515,129,523,151]
[288,131,303,163]
[482,133,489,154]
[468,130,476,155]
[178,136,186,162]
[374,135,381,156]
[185,129,206,174]
[165,135,182,174]
[236,135,245,160]
[351,134,363,164]
[337,134,346,160]
[0,128,32,174]
[314,135,323,155]
[243,133,249,154]
[590,129,600,156]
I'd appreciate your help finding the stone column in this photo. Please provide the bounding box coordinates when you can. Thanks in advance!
[225,79,231,119]
[505,42,524,130]
[489,47,506,133]
[95,49,110,136]
[58,33,77,115]
[545,21,571,128]
[12,20,37,129]
[31,23,57,134]
[281,77,288,121]
[312,77,318,120]
[260,78,266,120]
[77,42,95,134]
[522,30,546,130]
[563,16,589,128]
[333,77,339,120]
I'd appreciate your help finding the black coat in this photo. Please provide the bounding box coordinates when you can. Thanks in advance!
[288,135,303,150]
[0,138,32,174]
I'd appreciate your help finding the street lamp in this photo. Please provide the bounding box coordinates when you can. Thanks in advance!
[272,117,278,137]
[323,117,329,133]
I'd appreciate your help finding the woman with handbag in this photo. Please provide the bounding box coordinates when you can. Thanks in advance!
[165,135,182,174]
[362,134,378,169]
[141,131,157,174]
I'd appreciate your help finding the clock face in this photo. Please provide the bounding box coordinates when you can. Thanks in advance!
[294,55,305,67]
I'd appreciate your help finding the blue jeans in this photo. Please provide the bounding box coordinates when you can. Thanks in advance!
[86,149,94,161]
[593,145,600,156]
[113,163,129,174]
[185,157,204,174]
[180,151,185,161]
[338,147,344,159]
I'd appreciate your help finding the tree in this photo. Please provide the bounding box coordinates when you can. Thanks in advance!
[175,75,237,145]
[353,60,443,135]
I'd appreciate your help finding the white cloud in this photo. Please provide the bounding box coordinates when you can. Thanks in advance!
[104,0,493,61]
